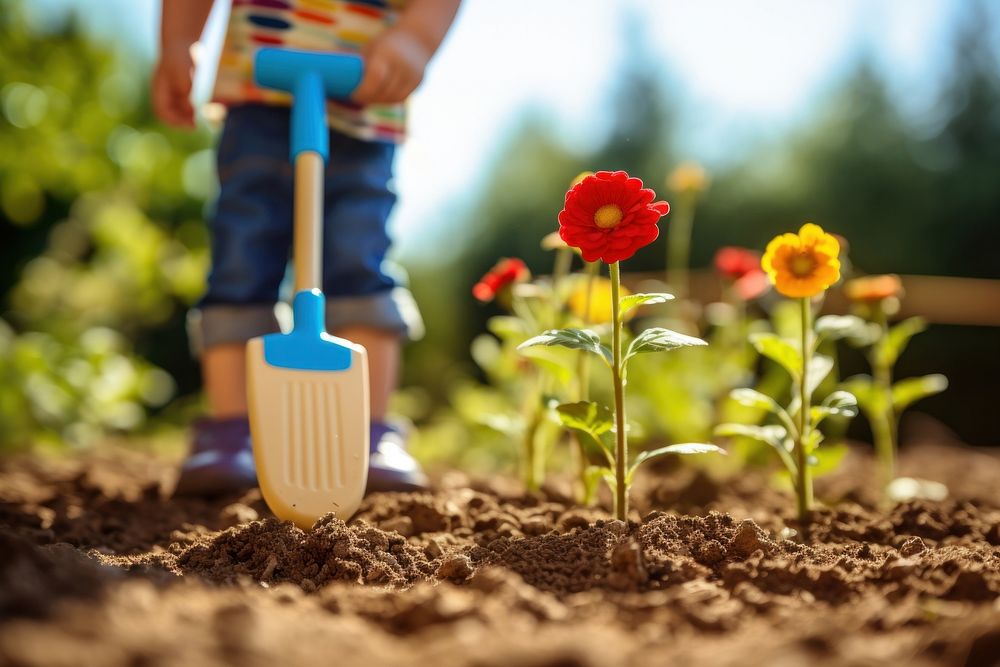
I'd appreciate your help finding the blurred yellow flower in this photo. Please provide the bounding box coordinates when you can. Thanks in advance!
[762,223,841,298]
[667,162,710,194]
[567,277,633,324]
[570,171,594,188]
[541,230,569,251]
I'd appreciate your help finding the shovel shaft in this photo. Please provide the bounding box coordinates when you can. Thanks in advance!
[294,151,324,293]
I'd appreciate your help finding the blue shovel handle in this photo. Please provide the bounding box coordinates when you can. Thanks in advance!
[252,48,363,371]
[254,48,364,162]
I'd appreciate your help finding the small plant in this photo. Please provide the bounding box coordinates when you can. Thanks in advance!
[665,162,710,301]
[471,257,567,491]
[717,223,857,524]
[519,171,724,520]
[840,274,948,502]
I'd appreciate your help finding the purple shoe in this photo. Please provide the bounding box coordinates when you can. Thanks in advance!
[173,417,257,497]
[365,421,428,494]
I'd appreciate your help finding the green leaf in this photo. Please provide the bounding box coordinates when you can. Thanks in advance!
[475,413,524,436]
[518,328,612,366]
[729,387,783,414]
[892,374,948,413]
[811,390,859,425]
[582,465,612,505]
[874,316,926,367]
[628,443,726,483]
[624,327,707,364]
[842,375,888,419]
[519,347,574,386]
[804,428,824,453]
[790,354,835,416]
[714,423,788,451]
[807,442,849,476]
[715,423,796,476]
[805,354,835,397]
[815,315,879,345]
[555,401,613,438]
[618,292,674,320]
[750,332,802,380]
[730,387,798,436]
[486,316,529,341]
[557,402,615,466]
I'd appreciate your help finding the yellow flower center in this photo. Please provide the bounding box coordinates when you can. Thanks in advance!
[594,204,623,229]
[790,253,816,277]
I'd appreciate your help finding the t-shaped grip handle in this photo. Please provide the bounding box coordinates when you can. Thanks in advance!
[254,48,364,161]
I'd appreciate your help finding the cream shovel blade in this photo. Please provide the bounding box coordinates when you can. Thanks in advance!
[247,336,369,529]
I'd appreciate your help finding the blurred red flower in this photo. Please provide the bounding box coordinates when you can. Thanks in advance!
[557,171,669,264]
[715,246,769,300]
[714,246,760,280]
[473,258,530,303]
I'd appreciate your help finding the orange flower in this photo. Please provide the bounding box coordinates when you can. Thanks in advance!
[845,274,903,302]
[761,223,841,298]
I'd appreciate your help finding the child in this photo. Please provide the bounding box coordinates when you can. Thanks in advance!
[153,0,461,496]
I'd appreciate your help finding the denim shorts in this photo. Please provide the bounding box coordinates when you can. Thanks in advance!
[189,104,422,352]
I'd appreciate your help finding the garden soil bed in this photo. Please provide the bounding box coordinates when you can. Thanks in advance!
[2,423,999,666]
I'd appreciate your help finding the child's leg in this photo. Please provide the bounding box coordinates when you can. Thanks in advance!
[176,105,294,496]
[202,342,248,418]
[322,132,426,492]
[330,325,399,421]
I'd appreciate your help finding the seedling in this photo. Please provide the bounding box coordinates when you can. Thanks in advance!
[519,171,724,520]
[838,275,949,501]
[716,223,857,524]
[471,257,563,491]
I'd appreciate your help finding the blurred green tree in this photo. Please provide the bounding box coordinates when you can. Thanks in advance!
[0,1,212,450]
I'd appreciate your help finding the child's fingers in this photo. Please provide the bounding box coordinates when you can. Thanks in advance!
[153,84,194,127]
[152,65,195,127]
[352,56,389,104]
[378,69,408,104]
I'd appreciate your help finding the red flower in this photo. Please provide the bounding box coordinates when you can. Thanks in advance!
[557,171,669,264]
[473,258,530,303]
[715,246,769,300]
[714,246,761,280]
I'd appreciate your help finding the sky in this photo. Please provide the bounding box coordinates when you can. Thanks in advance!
[24,0,977,258]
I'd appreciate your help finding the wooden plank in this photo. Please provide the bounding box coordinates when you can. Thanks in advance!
[620,271,1000,327]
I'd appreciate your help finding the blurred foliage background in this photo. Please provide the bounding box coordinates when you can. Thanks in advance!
[1,0,998,459]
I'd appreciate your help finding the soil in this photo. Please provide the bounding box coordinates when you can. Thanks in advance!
[2,430,1000,667]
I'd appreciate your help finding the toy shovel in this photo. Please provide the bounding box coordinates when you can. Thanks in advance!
[246,49,370,529]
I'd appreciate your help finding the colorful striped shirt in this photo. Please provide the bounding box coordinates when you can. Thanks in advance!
[212,0,408,144]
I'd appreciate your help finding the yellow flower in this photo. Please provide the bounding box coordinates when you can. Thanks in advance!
[667,162,710,194]
[540,230,569,251]
[570,171,594,188]
[567,277,633,324]
[762,223,841,298]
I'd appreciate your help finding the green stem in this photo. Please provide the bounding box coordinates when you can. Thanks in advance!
[610,262,628,521]
[872,308,896,499]
[552,247,573,291]
[666,195,695,300]
[521,372,542,492]
[573,262,599,502]
[796,297,814,524]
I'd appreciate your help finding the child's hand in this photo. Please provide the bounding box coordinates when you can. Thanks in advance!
[152,46,196,128]
[353,28,431,105]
